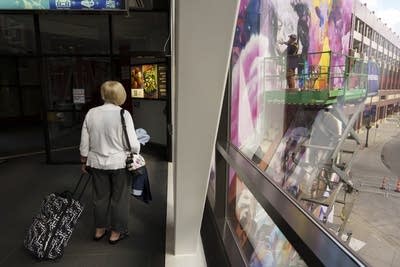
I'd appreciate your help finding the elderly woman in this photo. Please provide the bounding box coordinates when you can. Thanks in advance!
[79,81,140,244]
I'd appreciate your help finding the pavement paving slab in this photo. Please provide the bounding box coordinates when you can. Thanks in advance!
[345,114,400,267]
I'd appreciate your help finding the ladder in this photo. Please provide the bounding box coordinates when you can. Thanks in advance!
[261,52,369,242]
[299,102,364,239]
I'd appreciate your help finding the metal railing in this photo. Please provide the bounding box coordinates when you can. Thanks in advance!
[262,51,369,94]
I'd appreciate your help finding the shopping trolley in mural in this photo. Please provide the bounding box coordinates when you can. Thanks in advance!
[263,51,369,242]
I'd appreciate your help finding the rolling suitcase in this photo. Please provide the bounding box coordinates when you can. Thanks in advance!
[23,173,91,260]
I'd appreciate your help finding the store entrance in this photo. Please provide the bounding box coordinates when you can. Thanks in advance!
[43,57,111,163]
[0,10,171,163]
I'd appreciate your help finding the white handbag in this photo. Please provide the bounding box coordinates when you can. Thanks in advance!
[126,153,146,171]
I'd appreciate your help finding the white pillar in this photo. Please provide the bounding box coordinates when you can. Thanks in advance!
[172,0,238,256]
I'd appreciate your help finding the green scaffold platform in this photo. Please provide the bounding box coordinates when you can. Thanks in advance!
[262,51,369,106]
[264,88,367,105]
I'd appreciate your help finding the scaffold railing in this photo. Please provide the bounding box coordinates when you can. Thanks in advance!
[262,51,369,105]
[261,51,372,243]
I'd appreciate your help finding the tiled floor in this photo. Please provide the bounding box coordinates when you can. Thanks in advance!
[0,153,167,267]
[0,124,44,158]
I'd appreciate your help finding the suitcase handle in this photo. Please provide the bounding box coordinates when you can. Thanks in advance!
[72,173,91,201]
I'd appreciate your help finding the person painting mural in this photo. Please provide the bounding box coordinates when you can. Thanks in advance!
[280,34,299,89]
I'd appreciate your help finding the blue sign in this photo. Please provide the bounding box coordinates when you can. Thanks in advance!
[367,61,379,97]
[0,0,125,10]
[49,0,125,10]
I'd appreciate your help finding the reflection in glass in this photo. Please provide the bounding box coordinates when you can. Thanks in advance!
[264,105,360,233]
[0,58,17,85]
[21,86,41,116]
[19,58,40,85]
[0,15,35,54]
[113,13,169,54]
[43,57,110,152]
[228,172,306,266]
[207,149,216,210]
[227,0,400,265]
[40,15,109,55]
[44,57,110,110]
[0,87,20,117]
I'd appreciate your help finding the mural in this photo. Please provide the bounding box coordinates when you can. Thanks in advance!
[229,0,357,264]
[228,172,306,266]
[231,0,354,154]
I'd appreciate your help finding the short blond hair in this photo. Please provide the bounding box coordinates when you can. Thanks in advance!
[100,81,126,106]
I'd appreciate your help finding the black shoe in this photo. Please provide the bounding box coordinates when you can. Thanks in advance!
[108,233,128,245]
[93,230,108,241]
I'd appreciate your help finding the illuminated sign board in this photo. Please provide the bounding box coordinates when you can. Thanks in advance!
[0,0,126,10]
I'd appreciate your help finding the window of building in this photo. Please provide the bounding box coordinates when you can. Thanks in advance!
[353,40,361,54]
[367,26,372,39]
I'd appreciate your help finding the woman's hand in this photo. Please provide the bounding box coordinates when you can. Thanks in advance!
[80,156,88,173]
[81,164,88,173]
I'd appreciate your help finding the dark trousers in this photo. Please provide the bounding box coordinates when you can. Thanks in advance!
[90,168,130,233]
[286,68,296,89]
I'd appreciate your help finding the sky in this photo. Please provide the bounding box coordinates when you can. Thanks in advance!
[362,0,400,36]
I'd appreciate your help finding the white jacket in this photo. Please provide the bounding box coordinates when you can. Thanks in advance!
[79,103,140,170]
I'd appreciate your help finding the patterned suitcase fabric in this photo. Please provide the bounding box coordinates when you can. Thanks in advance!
[24,193,84,260]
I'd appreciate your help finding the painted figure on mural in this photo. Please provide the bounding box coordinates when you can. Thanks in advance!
[228,175,258,260]
[328,0,353,88]
[228,174,306,267]
[232,0,261,65]
[291,0,311,88]
[290,0,310,59]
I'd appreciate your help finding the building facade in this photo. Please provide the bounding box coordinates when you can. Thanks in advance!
[353,1,400,127]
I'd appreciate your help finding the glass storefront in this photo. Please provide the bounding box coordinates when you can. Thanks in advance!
[0,10,170,161]
[204,0,400,266]
[228,172,306,267]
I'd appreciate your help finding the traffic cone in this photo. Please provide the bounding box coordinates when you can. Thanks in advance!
[380,177,388,190]
[395,178,400,193]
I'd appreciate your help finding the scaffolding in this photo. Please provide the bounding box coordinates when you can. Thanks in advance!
[262,51,368,105]
[262,52,369,242]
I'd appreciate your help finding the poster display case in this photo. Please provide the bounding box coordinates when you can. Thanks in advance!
[131,63,167,100]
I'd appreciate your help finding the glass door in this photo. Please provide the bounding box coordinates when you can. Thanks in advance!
[43,57,111,163]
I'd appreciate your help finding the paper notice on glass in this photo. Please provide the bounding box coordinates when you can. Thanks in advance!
[131,88,144,98]
[73,88,85,104]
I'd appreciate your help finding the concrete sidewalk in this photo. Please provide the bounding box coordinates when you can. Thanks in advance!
[345,114,400,267]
